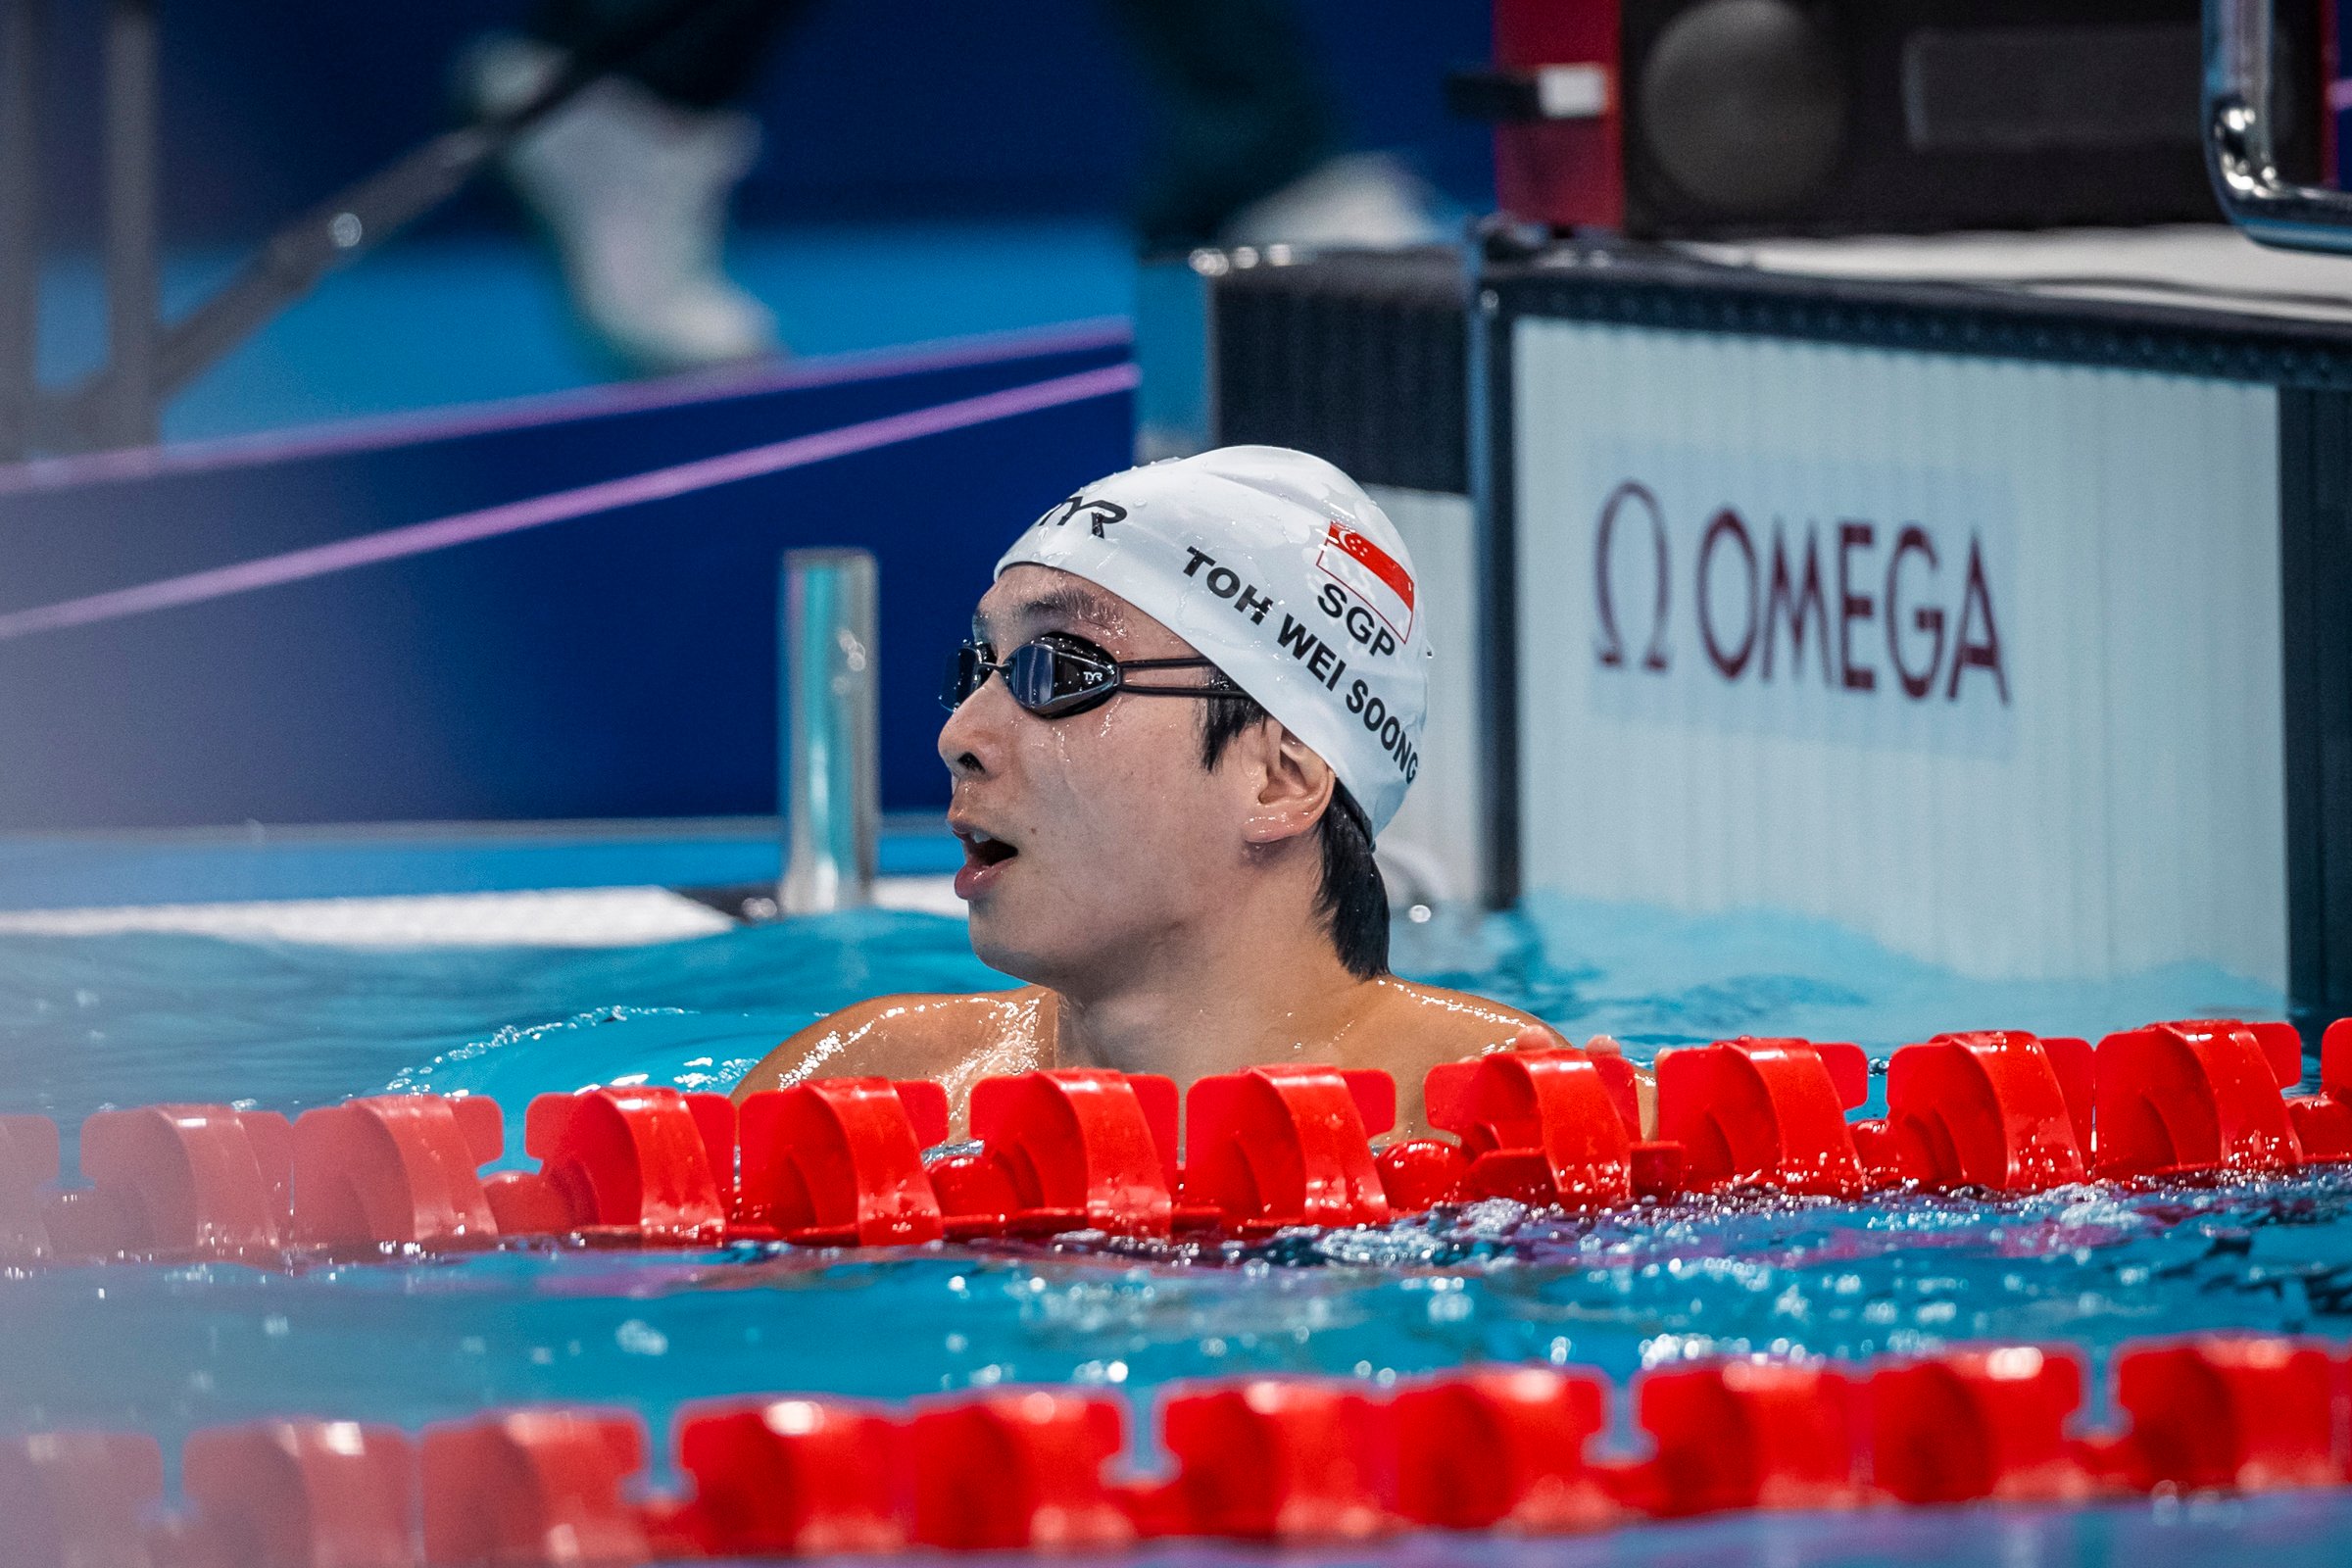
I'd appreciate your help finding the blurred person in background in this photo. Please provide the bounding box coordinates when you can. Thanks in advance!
[460,0,1441,372]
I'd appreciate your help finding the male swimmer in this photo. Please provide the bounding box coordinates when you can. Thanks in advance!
[734,446,1644,1137]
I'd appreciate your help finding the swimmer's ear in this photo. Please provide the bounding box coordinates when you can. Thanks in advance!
[1238,725,1337,847]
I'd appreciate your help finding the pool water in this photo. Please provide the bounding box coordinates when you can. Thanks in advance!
[5,893,2350,1565]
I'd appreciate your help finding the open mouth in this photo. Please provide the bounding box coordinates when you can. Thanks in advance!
[957,827,1018,872]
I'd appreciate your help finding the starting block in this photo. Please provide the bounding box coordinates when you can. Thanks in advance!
[735,1077,948,1246]
[674,1396,903,1555]
[1179,1066,1395,1232]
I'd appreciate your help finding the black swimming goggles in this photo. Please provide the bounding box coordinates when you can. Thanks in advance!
[941,631,1250,720]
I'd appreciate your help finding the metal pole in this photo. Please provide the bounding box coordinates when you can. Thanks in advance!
[102,0,158,448]
[0,0,41,461]
[778,549,879,915]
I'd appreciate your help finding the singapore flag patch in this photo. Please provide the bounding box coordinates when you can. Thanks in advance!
[1315,521,1415,641]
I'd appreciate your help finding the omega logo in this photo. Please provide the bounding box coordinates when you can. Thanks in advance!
[1592,479,2010,705]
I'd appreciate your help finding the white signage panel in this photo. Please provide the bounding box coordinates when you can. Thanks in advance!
[1512,318,2286,987]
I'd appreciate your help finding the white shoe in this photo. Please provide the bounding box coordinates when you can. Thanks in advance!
[461,34,780,373]
[1217,153,1446,252]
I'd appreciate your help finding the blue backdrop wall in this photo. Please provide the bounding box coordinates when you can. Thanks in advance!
[30,1,1493,245]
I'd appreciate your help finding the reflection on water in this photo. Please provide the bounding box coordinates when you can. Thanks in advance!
[0,894,2328,1564]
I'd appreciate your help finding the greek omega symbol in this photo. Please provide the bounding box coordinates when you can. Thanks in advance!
[1593,480,1670,672]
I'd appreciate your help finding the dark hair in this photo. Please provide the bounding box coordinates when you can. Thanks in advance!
[1200,693,1390,979]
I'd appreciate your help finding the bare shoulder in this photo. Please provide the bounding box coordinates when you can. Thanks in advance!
[1352,978,1569,1136]
[729,987,1057,1109]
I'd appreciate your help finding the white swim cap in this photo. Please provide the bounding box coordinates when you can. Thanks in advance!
[996,446,1430,836]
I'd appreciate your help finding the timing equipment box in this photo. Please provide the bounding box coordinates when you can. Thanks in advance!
[1451,0,2324,237]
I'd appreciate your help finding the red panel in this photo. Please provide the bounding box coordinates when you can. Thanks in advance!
[0,1112,59,1261]
[68,1104,294,1258]
[1865,1034,2088,1194]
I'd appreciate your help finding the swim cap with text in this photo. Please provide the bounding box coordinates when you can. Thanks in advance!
[995,445,1431,836]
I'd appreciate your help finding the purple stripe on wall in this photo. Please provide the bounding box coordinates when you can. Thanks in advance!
[0,363,1137,643]
[0,318,1132,499]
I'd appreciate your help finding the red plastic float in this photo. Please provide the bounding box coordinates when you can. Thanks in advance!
[290,1095,504,1250]
[2106,1338,2342,1492]
[1148,1380,1393,1540]
[1392,1367,1614,1532]
[673,1396,903,1556]
[1623,1361,1861,1515]
[180,1420,415,1568]
[419,1409,651,1566]
[487,1087,733,1245]
[1412,1048,1635,1208]
[1179,1065,1394,1232]
[905,1390,1135,1551]
[735,1077,949,1245]
[2092,1021,2303,1179]
[0,1430,165,1568]
[1850,1033,2091,1194]
[46,1103,294,1258]
[0,1111,59,1261]
[932,1068,1180,1237]
[1652,1038,1871,1199]
[1867,1347,2093,1503]
[2286,1018,2352,1161]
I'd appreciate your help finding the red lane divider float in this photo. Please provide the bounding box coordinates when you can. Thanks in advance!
[8,1016,2352,1263]
[24,1333,2352,1563]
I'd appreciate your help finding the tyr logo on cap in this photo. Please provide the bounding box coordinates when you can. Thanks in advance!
[1315,521,1415,640]
[1037,494,1128,538]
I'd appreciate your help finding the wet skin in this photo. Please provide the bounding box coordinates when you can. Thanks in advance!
[733,564,1651,1139]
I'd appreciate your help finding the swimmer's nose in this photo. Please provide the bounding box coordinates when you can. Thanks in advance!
[938,672,1009,778]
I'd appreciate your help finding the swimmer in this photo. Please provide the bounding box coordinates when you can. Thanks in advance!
[734,446,1651,1138]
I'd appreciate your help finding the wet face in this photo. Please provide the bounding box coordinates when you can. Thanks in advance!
[939,564,1262,992]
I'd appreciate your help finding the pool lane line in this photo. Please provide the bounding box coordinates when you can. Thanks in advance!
[0,362,1137,644]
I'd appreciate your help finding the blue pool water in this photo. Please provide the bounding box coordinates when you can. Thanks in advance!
[5,893,2350,1564]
